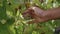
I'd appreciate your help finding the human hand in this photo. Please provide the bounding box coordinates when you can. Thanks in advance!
[23,7,50,24]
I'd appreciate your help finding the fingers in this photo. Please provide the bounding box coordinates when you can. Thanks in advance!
[22,8,33,15]
[27,15,40,24]
[27,18,43,24]
[27,18,44,24]
[22,8,34,18]
[27,17,49,24]
[22,6,37,15]
[22,7,40,17]
[27,19,39,24]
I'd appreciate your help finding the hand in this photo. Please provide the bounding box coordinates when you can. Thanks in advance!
[23,7,49,24]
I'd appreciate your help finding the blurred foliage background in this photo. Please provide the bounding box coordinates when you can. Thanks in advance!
[0,0,60,34]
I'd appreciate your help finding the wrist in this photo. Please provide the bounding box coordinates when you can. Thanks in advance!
[43,11,53,20]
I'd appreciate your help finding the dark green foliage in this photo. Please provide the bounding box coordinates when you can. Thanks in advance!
[0,0,60,34]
